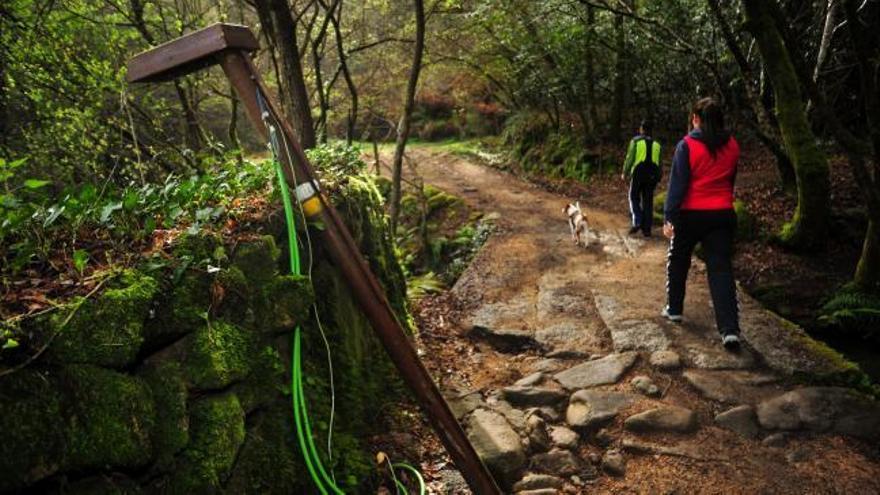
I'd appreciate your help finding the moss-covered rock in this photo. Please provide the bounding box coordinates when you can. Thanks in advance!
[215,266,253,328]
[49,270,158,368]
[0,369,67,491]
[141,361,189,470]
[170,393,245,493]
[224,406,300,494]
[233,236,281,289]
[185,320,256,390]
[63,365,156,470]
[257,275,314,334]
[234,345,286,414]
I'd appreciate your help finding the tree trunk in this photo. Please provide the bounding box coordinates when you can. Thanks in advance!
[842,0,880,292]
[326,0,358,144]
[706,0,796,191]
[389,0,425,234]
[854,221,880,292]
[610,10,625,142]
[807,0,838,113]
[743,0,830,250]
[584,5,598,139]
[254,0,317,150]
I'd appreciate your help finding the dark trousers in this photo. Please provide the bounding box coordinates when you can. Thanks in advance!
[666,209,739,334]
[629,175,656,234]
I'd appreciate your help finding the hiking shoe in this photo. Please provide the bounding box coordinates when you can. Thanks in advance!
[721,332,741,351]
[661,306,683,323]
[628,226,641,235]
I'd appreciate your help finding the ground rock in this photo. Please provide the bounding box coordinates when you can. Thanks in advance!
[554,353,638,389]
[755,387,880,439]
[512,473,565,492]
[649,350,682,370]
[515,372,545,387]
[715,405,760,439]
[530,448,587,477]
[601,450,626,476]
[502,386,567,407]
[624,406,698,433]
[445,391,485,420]
[549,426,579,449]
[683,370,777,404]
[630,375,661,397]
[566,390,635,430]
[526,414,552,453]
[761,432,789,448]
[466,409,526,485]
[610,320,670,352]
[488,399,528,434]
[517,490,559,495]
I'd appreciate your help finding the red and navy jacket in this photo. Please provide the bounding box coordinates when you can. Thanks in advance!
[664,129,739,224]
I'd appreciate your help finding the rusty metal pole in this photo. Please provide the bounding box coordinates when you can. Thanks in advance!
[125,25,499,492]
[217,51,501,494]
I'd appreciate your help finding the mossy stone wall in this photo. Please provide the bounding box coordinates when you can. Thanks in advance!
[0,175,409,493]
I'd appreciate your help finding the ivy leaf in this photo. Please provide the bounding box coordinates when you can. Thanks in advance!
[23,179,51,189]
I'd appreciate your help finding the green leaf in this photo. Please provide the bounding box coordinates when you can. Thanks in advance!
[2,338,19,350]
[23,179,51,189]
[73,249,89,274]
[123,190,139,211]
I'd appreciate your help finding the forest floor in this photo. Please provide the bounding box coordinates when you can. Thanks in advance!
[389,146,880,494]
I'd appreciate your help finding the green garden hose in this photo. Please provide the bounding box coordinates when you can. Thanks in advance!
[263,89,426,494]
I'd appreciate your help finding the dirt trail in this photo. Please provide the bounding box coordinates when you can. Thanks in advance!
[397,147,880,494]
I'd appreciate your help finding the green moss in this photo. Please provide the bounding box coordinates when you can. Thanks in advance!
[171,393,245,493]
[233,236,281,288]
[258,275,314,334]
[0,369,66,491]
[734,200,757,240]
[168,271,212,334]
[185,320,256,390]
[172,232,223,262]
[141,361,189,470]
[215,266,254,328]
[49,270,157,368]
[64,364,156,471]
[234,346,286,414]
[224,406,301,494]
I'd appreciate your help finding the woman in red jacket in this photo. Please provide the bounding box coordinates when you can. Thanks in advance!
[662,98,741,349]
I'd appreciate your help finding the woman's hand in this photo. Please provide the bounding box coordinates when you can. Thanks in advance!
[663,222,675,239]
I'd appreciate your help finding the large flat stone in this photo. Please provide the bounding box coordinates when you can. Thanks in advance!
[553,353,638,389]
[501,386,567,407]
[512,473,565,492]
[756,387,880,439]
[534,322,584,349]
[566,390,635,429]
[467,408,526,486]
[715,405,760,439]
[683,370,778,404]
[685,343,756,370]
[610,320,670,352]
[624,406,698,434]
[529,448,589,477]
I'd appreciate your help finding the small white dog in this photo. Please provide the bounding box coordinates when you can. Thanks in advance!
[564,201,590,247]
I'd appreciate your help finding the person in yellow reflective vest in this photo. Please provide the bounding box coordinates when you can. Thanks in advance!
[621,120,662,237]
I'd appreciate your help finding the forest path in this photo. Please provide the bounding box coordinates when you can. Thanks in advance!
[395,147,880,494]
